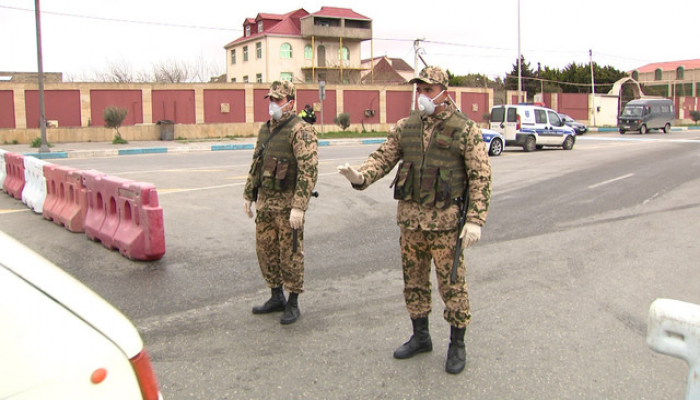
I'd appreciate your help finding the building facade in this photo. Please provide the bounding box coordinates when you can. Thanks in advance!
[224,7,371,84]
[630,59,700,98]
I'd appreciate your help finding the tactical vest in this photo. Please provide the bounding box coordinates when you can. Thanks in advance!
[253,115,302,193]
[392,111,468,209]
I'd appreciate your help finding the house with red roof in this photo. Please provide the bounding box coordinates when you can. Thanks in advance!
[224,7,372,84]
[630,59,700,97]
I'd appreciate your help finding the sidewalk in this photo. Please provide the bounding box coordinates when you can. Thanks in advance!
[0,136,386,160]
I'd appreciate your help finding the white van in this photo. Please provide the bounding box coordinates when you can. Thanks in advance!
[489,104,576,152]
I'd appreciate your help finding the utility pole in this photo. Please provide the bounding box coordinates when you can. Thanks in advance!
[411,39,422,111]
[517,0,522,104]
[590,49,596,127]
[35,0,50,152]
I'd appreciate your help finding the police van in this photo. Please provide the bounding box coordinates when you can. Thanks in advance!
[489,104,576,152]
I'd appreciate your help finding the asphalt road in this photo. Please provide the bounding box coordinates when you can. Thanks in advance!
[2,130,700,399]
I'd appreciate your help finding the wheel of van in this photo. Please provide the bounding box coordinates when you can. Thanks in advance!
[562,135,575,150]
[489,138,503,156]
[619,129,626,135]
[523,136,536,152]
[663,123,670,133]
[640,125,648,135]
[536,145,544,150]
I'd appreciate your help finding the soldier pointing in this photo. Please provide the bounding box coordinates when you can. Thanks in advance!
[338,66,491,373]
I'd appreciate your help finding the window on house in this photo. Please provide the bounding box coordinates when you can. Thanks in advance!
[305,72,312,83]
[231,77,236,83]
[676,66,685,80]
[258,21,263,32]
[654,68,663,81]
[230,49,236,65]
[280,43,292,59]
[245,25,251,37]
[243,46,248,62]
[256,73,262,83]
[339,46,349,61]
[243,75,249,83]
[304,45,313,60]
[256,42,262,59]
[280,72,292,82]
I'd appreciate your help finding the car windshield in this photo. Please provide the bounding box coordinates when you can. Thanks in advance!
[560,115,573,122]
[621,105,643,118]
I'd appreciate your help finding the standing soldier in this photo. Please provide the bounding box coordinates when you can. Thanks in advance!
[244,80,319,325]
[338,66,491,373]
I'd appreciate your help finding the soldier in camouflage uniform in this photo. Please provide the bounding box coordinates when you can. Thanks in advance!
[338,66,491,373]
[244,80,319,325]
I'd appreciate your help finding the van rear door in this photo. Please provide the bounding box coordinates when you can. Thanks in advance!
[490,106,518,141]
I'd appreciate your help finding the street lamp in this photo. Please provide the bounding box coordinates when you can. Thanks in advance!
[517,0,522,104]
[35,0,49,152]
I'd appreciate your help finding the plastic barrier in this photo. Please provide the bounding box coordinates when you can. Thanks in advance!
[55,169,89,232]
[22,156,49,214]
[647,298,700,400]
[2,152,25,199]
[84,174,134,250]
[113,182,166,261]
[42,164,78,227]
[0,149,7,191]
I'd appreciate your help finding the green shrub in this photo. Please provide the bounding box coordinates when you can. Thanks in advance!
[103,106,128,140]
[334,112,351,131]
[112,134,128,145]
[30,137,52,148]
[690,110,700,125]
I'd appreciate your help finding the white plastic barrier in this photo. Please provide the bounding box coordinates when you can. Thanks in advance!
[647,298,700,400]
[21,157,49,214]
[0,149,7,192]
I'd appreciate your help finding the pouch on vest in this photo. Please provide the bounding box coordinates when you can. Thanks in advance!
[419,167,438,207]
[391,161,414,201]
[275,159,290,191]
[261,157,278,190]
[433,132,453,150]
[435,168,453,209]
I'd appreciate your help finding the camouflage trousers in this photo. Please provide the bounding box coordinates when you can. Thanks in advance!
[399,227,471,328]
[255,210,305,294]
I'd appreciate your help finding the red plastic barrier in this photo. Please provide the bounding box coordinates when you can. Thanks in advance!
[82,170,108,242]
[58,170,88,232]
[113,182,166,261]
[84,174,134,250]
[42,164,78,226]
[3,153,25,199]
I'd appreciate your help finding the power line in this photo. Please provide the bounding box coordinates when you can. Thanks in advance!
[0,5,240,32]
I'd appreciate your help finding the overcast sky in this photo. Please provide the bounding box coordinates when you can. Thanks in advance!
[1,0,698,81]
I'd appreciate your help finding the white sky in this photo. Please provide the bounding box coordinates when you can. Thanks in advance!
[1,0,698,81]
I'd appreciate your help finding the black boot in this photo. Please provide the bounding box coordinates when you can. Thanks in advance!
[393,317,433,359]
[280,292,300,324]
[445,326,466,374]
[252,287,286,314]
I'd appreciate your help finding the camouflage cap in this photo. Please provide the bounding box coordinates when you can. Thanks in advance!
[264,80,295,100]
[408,66,449,88]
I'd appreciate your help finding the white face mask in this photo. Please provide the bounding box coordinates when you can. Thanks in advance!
[417,90,445,115]
[269,100,291,120]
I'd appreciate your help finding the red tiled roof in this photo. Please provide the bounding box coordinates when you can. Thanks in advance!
[634,59,700,73]
[311,6,370,21]
[225,8,308,48]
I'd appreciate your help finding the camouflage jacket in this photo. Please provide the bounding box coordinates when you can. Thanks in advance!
[353,103,491,230]
[243,111,319,212]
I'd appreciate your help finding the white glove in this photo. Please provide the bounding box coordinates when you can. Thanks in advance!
[289,208,304,230]
[244,200,254,218]
[460,222,481,248]
[337,162,365,185]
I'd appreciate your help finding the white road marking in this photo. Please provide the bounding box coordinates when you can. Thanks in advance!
[588,173,635,189]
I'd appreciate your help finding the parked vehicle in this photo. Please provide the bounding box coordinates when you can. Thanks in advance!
[618,98,675,135]
[481,128,505,156]
[559,113,588,135]
[0,230,163,400]
[489,104,576,152]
